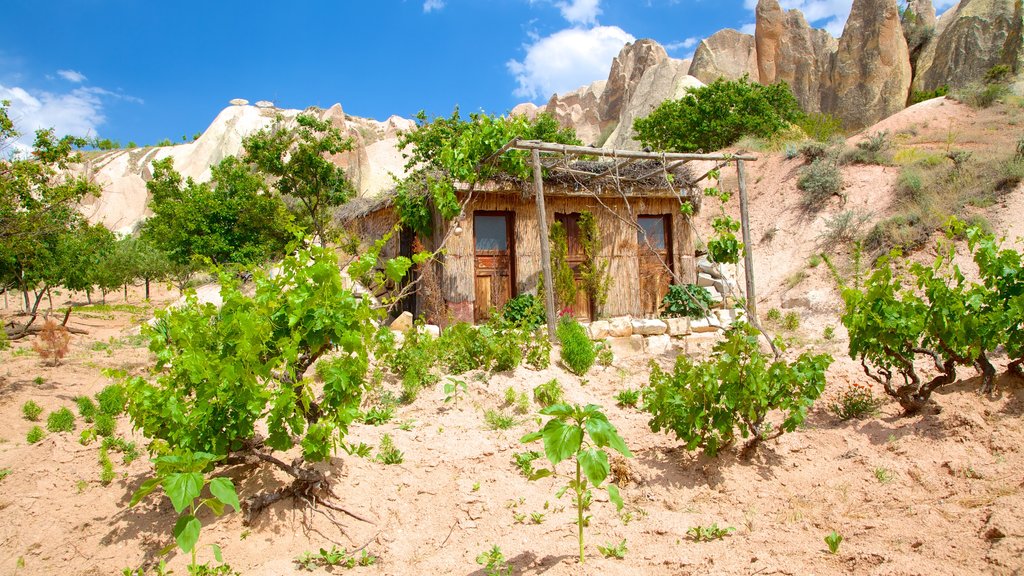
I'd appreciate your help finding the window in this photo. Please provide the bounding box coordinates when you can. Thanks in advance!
[474,214,508,251]
[638,215,667,250]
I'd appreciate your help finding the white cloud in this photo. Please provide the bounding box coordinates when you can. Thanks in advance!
[740,21,757,35]
[507,25,635,100]
[56,69,87,83]
[664,37,699,52]
[422,0,445,13]
[555,0,601,25]
[0,83,141,149]
[741,0,956,37]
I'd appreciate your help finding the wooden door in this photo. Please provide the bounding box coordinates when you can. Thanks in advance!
[638,215,673,317]
[474,211,515,322]
[555,213,592,321]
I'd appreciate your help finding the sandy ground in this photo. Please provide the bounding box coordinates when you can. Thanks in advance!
[1,98,1023,575]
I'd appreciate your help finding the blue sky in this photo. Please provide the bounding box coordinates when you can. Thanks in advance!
[1,0,953,148]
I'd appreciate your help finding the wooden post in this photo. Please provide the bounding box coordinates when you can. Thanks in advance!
[736,159,757,320]
[533,149,558,341]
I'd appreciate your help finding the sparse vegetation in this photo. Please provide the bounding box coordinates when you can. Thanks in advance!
[476,545,512,576]
[841,131,891,165]
[798,159,843,211]
[615,389,640,408]
[533,379,564,408]
[26,426,45,444]
[21,400,42,421]
[46,407,75,433]
[829,383,883,420]
[557,316,595,376]
[687,524,735,542]
[376,434,404,465]
[32,319,72,366]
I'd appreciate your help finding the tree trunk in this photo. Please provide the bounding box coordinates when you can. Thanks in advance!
[144,279,150,301]
[86,289,92,304]
[123,283,128,302]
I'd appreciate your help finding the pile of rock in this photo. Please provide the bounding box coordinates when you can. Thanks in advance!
[696,256,740,308]
[584,308,745,358]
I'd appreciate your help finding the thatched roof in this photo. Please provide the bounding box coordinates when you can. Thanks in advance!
[334,193,395,222]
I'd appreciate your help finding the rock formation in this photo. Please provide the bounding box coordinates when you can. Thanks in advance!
[605,59,703,149]
[688,29,760,84]
[823,0,913,130]
[755,0,837,114]
[599,39,670,131]
[543,81,607,145]
[81,104,413,234]
[913,0,1024,93]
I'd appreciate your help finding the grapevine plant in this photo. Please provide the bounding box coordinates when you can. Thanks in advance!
[645,322,831,456]
[841,220,1023,413]
[521,403,632,563]
[125,246,394,519]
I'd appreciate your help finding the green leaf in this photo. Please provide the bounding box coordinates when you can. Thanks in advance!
[172,514,202,553]
[204,497,225,516]
[211,543,223,563]
[586,416,633,458]
[527,468,553,482]
[539,404,574,418]
[541,419,583,466]
[208,477,240,512]
[577,447,609,486]
[384,257,412,283]
[607,483,624,511]
[162,472,203,514]
[130,477,161,507]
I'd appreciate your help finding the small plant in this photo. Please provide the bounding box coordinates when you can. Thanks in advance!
[33,376,45,385]
[342,441,373,458]
[521,403,632,563]
[74,396,98,422]
[46,407,75,433]
[32,318,72,366]
[294,546,364,571]
[597,539,628,559]
[397,419,415,431]
[557,316,595,375]
[26,426,45,444]
[686,523,735,542]
[130,451,240,573]
[362,404,394,425]
[798,158,843,211]
[533,379,564,408]
[512,450,542,478]
[485,409,518,431]
[501,293,546,330]
[661,284,714,319]
[823,325,835,340]
[21,400,42,421]
[594,341,614,367]
[472,481,480,492]
[99,446,115,485]
[782,311,800,331]
[103,436,140,464]
[829,383,882,420]
[765,308,782,322]
[0,468,11,483]
[513,511,526,524]
[503,386,530,415]
[94,413,117,437]
[530,511,545,524]
[843,131,891,165]
[376,434,404,465]
[824,530,843,554]
[476,545,512,576]
[874,467,894,484]
[443,377,468,405]
[614,389,640,408]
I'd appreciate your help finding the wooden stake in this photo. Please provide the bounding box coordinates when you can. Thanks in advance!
[737,159,758,320]
[533,149,558,341]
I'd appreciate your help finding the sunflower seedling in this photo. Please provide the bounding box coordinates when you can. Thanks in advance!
[520,403,632,563]
[686,523,735,542]
[825,530,843,554]
[597,539,628,559]
[130,451,239,572]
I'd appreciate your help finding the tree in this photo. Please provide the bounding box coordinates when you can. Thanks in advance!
[633,76,803,153]
[578,211,611,318]
[244,114,355,247]
[141,155,292,267]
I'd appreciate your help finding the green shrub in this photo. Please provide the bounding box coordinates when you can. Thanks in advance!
[799,141,829,163]
[954,82,1010,108]
[896,166,924,201]
[21,400,43,421]
[93,413,117,437]
[819,210,870,247]
[388,326,439,402]
[909,85,949,105]
[995,157,1024,192]
[828,383,883,420]
[437,323,490,374]
[984,64,1012,84]
[782,311,800,331]
[484,409,518,430]
[841,131,891,165]
[27,426,45,444]
[661,284,714,319]
[644,323,831,456]
[557,316,595,376]
[533,379,564,408]
[74,396,98,422]
[865,213,930,254]
[96,384,127,416]
[765,308,782,322]
[615,389,641,408]
[525,335,552,370]
[595,341,614,367]
[633,76,803,153]
[501,294,545,330]
[46,407,75,433]
[797,112,843,142]
[376,434,404,465]
[797,159,843,211]
[0,326,9,351]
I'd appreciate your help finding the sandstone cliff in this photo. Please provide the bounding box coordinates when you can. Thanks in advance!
[688,29,760,85]
[81,101,413,234]
[755,0,837,114]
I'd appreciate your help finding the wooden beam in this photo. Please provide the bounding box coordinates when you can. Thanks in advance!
[511,140,758,162]
[533,149,558,342]
[737,159,757,320]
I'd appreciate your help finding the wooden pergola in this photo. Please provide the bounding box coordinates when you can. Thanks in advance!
[484,138,759,340]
